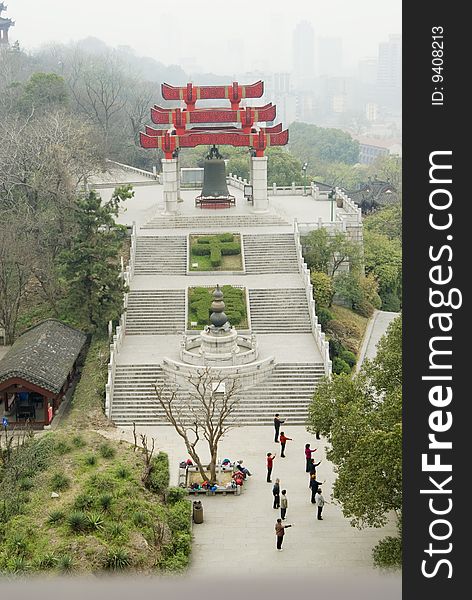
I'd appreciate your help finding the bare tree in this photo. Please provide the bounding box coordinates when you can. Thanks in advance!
[154,368,240,485]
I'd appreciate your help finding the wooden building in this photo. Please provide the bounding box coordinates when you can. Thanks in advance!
[0,320,87,428]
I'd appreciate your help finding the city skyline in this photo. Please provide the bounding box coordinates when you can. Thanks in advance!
[10,0,401,76]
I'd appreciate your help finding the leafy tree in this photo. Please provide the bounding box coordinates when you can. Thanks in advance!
[363,230,402,310]
[313,161,368,189]
[367,155,402,192]
[266,147,303,186]
[303,228,362,277]
[364,203,402,242]
[307,315,402,568]
[289,122,360,165]
[58,186,133,331]
[333,272,381,317]
[18,72,69,115]
[310,271,334,307]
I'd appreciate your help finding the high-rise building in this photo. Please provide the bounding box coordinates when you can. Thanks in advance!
[376,34,402,110]
[292,20,315,90]
[318,37,343,76]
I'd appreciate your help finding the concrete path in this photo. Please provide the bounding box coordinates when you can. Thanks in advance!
[102,424,397,577]
[357,310,400,370]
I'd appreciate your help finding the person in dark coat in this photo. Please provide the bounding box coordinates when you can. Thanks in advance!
[309,475,324,503]
[272,478,280,509]
[274,414,285,443]
[309,458,322,479]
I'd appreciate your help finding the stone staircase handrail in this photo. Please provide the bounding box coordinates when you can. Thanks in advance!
[294,220,332,376]
[106,159,161,183]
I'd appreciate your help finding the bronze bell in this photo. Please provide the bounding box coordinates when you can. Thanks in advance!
[201,157,231,197]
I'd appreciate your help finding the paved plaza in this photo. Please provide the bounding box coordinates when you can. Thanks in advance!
[102,424,397,577]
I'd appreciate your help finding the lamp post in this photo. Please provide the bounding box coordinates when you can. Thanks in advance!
[302,162,308,196]
[329,188,336,222]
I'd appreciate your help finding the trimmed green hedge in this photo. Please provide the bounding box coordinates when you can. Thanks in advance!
[190,234,241,269]
[188,285,247,327]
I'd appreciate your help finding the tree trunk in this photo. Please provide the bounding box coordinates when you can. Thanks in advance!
[209,448,218,485]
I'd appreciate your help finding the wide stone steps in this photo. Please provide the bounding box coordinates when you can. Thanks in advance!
[248,288,312,333]
[110,363,324,426]
[134,236,187,275]
[125,290,186,334]
[142,213,289,229]
[243,233,299,274]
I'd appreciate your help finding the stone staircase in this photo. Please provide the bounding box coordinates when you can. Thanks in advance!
[125,290,186,335]
[248,288,312,333]
[110,363,325,426]
[141,213,289,229]
[243,233,299,274]
[134,236,187,275]
[232,363,325,425]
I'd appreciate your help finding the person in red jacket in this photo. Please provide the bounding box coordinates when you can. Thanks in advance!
[267,452,276,482]
[279,432,292,458]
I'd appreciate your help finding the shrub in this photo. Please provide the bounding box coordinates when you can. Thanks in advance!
[172,531,192,555]
[311,271,334,307]
[220,242,241,255]
[57,554,73,572]
[340,349,357,368]
[373,535,402,568]
[86,512,105,531]
[159,550,190,572]
[89,474,115,492]
[99,443,116,459]
[84,454,97,466]
[98,493,113,511]
[166,500,191,533]
[106,523,126,540]
[104,549,131,571]
[210,244,222,267]
[115,465,130,479]
[353,298,375,317]
[333,357,352,375]
[18,477,34,491]
[148,453,169,494]
[50,472,70,491]
[47,510,65,525]
[132,511,149,527]
[328,337,344,359]
[54,440,72,455]
[380,291,402,312]
[166,487,188,505]
[67,511,89,533]
[317,307,334,330]
[5,556,29,574]
[36,553,57,569]
[73,493,95,511]
[72,435,86,448]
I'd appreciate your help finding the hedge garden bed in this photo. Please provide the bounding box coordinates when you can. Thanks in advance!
[189,233,243,271]
[188,285,248,330]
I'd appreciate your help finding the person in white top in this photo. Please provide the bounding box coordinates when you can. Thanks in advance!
[315,488,325,520]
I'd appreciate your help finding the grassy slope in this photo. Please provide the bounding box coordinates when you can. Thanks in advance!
[330,304,369,355]
[0,339,191,576]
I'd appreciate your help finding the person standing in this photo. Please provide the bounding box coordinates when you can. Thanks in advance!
[267,452,276,482]
[275,518,293,550]
[315,488,325,520]
[309,458,322,479]
[309,475,324,503]
[272,478,280,509]
[305,443,317,472]
[279,432,292,458]
[274,414,285,443]
[280,489,288,520]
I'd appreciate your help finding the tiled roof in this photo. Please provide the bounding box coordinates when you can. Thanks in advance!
[0,320,87,394]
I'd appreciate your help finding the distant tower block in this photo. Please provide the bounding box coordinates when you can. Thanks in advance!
[0,3,14,46]
[140,81,289,214]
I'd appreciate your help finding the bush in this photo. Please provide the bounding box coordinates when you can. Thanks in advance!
[115,465,130,479]
[373,535,402,569]
[132,510,149,527]
[18,477,34,491]
[317,307,334,330]
[333,357,352,375]
[67,511,89,533]
[86,512,105,531]
[353,298,375,317]
[148,452,169,494]
[171,531,192,555]
[84,454,97,466]
[166,500,191,533]
[380,291,402,312]
[50,472,70,491]
[73,493,95,511]
[220,241,241,255]
[47,510,65,525]
[104,549,131,570]
[36,553,57,569]
[210,244,222,267]
[166,487,188,505]
[159,550,190,572]
[328,337,344,359]
[72,435,86,448]
[89,473,115,492]
[54,440,72,455]
[57,554,73,572]
[339,349,357,368]
[99,443,116,459]
[98,493,113,511]
[311,271,334,307]
[106,523,127,540]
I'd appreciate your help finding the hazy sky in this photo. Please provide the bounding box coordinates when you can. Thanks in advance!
[9,0,401,74]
